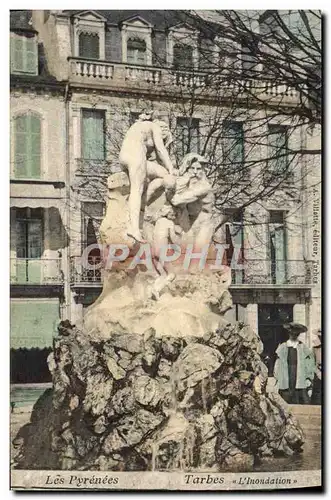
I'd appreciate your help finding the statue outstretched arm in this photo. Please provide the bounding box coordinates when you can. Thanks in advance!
[171,180,212,206]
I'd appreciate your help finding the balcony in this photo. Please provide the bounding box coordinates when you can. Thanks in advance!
[230,259,314,287]
[68,58,299,104]
[10,258,63,285]
[69,256,314,289]
[70,256,102,287]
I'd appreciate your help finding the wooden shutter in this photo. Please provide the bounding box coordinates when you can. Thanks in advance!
[25,37,38,74]
[11,35,24,73]
[11,35,37,75]
[82,110,105,160]
[29,115,41,178]
[14,115,41,179]
[14,115,28,178]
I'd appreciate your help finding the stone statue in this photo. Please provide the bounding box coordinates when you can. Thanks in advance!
[171,153,215,250]
[85,119,233,338]
[119,115,176,243]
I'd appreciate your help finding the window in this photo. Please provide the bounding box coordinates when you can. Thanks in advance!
[83,202,105,248]
[81,110,105,160]
[267,124,289,176]
[176,117,200,160]
[14,114,41,179]
[82,202,105,282]
[79,32,100,59]
[10,33,38,75]
[241,39,257,76]
[173,43,193,69]
[127,38,147,65]
[222,121,244,168]
[223,209,244,284]
[15,208,43,284]
[268,210,287,284]
[16,208,43,259]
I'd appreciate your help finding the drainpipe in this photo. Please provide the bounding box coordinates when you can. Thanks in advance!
[63,82,71,321]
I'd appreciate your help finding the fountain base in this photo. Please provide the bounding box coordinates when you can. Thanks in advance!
[13,321,304,472]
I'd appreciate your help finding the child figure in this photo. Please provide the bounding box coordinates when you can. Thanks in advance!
[149,204,182,300]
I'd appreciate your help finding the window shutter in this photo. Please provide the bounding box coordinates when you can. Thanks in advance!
[82,110,105,160]
[29,115,41,178]
[14,115,41,179]
[14,116,29,178]
[11,36,24,73]
[268,125,288,174]
[25,38,38,74]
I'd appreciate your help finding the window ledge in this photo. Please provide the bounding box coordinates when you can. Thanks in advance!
[10,179,65,188]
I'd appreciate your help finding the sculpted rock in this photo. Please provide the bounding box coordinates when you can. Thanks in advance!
[133,376,162,408]
[14,321,305,471]
[83,373,113,417]
[173,343,223,393]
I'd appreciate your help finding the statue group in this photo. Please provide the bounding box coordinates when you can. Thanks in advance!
[84,112,233,339]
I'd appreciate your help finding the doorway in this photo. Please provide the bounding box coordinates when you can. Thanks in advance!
[258,304,293,375]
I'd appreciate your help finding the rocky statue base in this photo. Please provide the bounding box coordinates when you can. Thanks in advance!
[13,321,304,472]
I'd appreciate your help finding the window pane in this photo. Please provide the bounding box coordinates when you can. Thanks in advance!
[176,118,200,160]
[16,221,27,258]
[82,110,105,160]
[223,121,244,165]
[268,125,288,174]
[79,33,100,59]
[28,220,43,258]
[127,39,146,65]
[173,43,193,69]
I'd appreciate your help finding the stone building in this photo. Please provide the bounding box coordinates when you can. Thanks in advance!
[10,10,68,383]
[10,9,321,382]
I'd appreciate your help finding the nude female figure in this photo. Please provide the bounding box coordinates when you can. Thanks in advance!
[119,118,176,243]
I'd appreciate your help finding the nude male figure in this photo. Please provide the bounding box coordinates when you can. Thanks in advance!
[119,118,176,243]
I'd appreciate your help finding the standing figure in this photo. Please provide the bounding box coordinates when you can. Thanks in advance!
[274,322,315,405]
[311,328,322,405]
[119,116,176,243]
[149,204,181,300]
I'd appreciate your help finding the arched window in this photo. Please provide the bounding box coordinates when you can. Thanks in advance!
[127,38,147,65]
[173,43,193,69]
[14,114,41,179]
[79,32,100,59]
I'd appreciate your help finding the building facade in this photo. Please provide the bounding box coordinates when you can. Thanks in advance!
[10,9,321,382]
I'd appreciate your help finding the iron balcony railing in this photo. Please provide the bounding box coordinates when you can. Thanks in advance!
[69,256,314,287]
[70,256,102,285]
[10,258,63,285]
[230,259,315,286]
